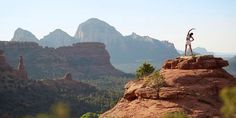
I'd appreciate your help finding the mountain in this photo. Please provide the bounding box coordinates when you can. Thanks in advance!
[193,47,214,55]
[75,18,123,46]
[40,29,78,48]
[11,28,39,43]
[178,47,214,55]
[101,55,236,118]
[75,18,179,72]
[11,18,179,72]
[0,41,126,80]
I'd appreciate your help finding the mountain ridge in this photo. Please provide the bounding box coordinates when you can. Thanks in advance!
[10,18,179,72]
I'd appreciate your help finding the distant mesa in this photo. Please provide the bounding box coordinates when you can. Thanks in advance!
[0,41,125,79]
[11,28,39,43]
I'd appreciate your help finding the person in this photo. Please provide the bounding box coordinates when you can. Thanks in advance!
[185,28,195,56]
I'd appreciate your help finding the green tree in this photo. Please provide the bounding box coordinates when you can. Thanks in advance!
[136,62,155,78]
[220,86,236,118]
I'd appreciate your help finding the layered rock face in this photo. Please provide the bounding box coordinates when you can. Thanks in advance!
[101,55,236,118]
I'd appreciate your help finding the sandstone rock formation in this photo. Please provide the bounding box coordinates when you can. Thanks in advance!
[16,56,28,80]
[101,55,236,118]
[162,55,229,70]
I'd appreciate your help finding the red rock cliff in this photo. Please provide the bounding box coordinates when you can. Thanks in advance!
[101,55,236,118]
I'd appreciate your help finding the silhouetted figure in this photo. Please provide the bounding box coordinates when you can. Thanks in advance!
[185,28,195,56]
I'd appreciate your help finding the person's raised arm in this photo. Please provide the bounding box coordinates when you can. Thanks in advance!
[187,28,195,35]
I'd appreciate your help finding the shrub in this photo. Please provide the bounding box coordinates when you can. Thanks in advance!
[220,86,236,118]
[136,62,155,78]
[161,111,188,118]
[144,71,165,88]
[144,71,165,99]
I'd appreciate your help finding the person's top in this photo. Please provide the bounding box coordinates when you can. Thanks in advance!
[186,34,191,41]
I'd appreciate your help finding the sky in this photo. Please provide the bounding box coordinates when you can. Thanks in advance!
[0,0,236,54]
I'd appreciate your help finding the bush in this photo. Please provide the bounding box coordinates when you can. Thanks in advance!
[161,111,188,118]
[144,71,165,99]
[144,71,165,88]
[220,86,236,118]
[136,62,155,78]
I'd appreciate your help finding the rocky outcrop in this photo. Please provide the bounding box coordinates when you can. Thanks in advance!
[101,55,236,118]
[162,55,228,69]
[16,56,28,80]
[11,28,39,43]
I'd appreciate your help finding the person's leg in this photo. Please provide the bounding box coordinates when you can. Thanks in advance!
[189,45,193,55]
[185,44,187,56]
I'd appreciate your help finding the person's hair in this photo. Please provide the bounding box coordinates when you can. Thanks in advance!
[189,33,193,36]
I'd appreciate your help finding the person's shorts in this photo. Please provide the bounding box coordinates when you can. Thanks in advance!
[186,40,191,45]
